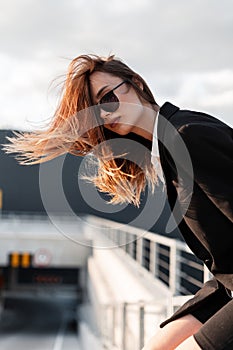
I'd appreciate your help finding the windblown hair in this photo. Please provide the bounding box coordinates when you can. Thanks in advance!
[3,54,158,206]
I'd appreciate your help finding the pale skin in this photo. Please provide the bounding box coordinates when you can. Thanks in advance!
[90,72,203,350]
[142,314,202,350]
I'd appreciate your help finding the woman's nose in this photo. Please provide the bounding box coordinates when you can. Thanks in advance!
[100,109,111,120]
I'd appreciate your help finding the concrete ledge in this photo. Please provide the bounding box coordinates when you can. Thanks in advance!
[91,247,170,304]
[85,245,171,348]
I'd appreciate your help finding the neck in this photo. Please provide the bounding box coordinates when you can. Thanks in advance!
[132,103,160,141]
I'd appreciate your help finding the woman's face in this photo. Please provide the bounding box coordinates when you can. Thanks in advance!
[89,71,154,139]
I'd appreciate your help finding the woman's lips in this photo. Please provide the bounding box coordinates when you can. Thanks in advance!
[109,117,120,128]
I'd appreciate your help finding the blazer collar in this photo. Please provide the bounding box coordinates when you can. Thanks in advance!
[157,102,180,144]
[159,102,180,121]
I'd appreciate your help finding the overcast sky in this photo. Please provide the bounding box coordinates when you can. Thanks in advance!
[0,0,233,130]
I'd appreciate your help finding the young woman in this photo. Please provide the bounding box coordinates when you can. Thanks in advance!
[4,55,233,349]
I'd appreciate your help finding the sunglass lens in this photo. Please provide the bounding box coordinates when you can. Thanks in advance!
[100,91,119,112]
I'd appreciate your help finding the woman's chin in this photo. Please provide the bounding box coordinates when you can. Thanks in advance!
[105,124,132,136]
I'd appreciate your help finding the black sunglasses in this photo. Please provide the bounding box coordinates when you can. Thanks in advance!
[96,80,127,113]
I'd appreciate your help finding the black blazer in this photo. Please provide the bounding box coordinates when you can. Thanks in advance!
[157,102,233,327]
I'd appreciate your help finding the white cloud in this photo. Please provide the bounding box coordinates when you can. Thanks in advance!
[0,53,63,130]
[168,70,233,126]
[0,0,232,129]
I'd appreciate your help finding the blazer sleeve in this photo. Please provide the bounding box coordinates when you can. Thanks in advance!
[160,278,232,328]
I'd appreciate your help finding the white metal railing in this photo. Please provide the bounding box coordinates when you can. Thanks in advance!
[87,215,210,295]
[86,215,212,350]
[98,300,168,350]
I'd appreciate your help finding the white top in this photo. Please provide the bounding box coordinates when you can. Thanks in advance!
[151,111,166,186]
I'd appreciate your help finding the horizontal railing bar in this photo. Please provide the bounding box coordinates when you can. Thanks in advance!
[87,215,188,250]
[179,285,193,295]
[178,257,203,270]
[158,260,170,270]
[158,271,170,283]
[179,272,203,288]
[158,247,170,257]
[101,300,170,308]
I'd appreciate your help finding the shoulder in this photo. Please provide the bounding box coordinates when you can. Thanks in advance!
[159,104,232,169]
[162,105,232,148]
[159,102,231,131]
[173,108,230,133]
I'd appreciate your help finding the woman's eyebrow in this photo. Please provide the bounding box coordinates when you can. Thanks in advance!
[96,85,109,99]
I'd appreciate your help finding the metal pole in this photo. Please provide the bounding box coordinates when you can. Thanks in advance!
[112,305,116,346]
[150,241,158,277]
[169,242,178,295]
[122,302,127,350]
[137,237,143,267]
[139,303,145,350]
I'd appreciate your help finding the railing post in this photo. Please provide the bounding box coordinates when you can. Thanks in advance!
[138,302,145,350]
[129,237,134,259]
[169,241,179,295]
[112,304,116,346]
[122,302,127,350]
[150,241,158,277]
[137,237,143,267]
[99,304,106,339]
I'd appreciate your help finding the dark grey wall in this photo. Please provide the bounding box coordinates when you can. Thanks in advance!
[0,130,181,239]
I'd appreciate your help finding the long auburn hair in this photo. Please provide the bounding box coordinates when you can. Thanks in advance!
[3,54,159,206]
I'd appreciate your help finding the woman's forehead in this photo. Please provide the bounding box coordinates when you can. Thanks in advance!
[89,71,121,96]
